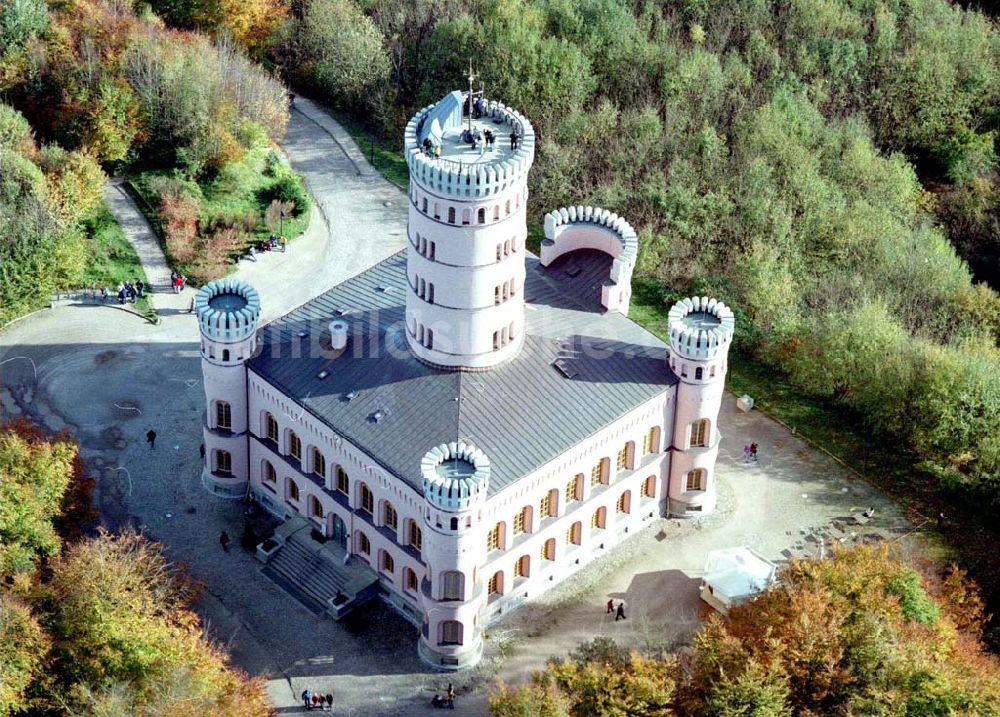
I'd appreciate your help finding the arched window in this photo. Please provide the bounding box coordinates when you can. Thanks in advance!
[566,474,582,503]
[642,427,659,455]
[309,495,324,519]
[357,531,370,555]
[380,550,394,574]
[493,205,500,221]
[433,202,440,219]
[335,465,349,495]
[462,208,470,225]
[513,505,531,535]
[442,571,464,600]
[690,420,709,448]
[514,554,530,579]
[539,489,557,519]
[686,469,706,491]
[541,538,556,561]
[408,521,422,552]
[617,490,631,514]
[642,475,656,498]
[496,244,502,262]
[287,477,300,502]
[488,571,504,596]
[440,620,463,645]
[566,521,582,545]
[312,448,326,478]
[695,367,703,380]
[264,412,278,442]
[505,199,511,215]
[404,568,418,592]
[215,401,231,430]
[383,501,398,531]
[262,460,276,485]
[450,517,458,530]
[709,365,716,378]
[616,442,633,472]
[478,207,486,224]
[359,483,374,514]
[447,206,455,224]
[425,328,433,349]
[486,522,504,552]
[215,449,232,475]
[590,507,606,530]
[590,459,605,486]
[288,431,301,461]
[222,349,230,362]
[421,197,428,213]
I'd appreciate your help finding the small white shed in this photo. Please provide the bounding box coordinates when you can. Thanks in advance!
[699,547,777,615]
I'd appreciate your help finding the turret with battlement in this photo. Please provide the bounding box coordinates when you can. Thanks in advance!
[666,296,735,514]
[417,442,490,668]
[404,91,535,371]
[196,278,261,498]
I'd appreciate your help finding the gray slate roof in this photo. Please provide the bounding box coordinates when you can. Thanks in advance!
[249,249,677,497]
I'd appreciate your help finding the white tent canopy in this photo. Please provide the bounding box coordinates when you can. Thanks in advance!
[700,547,777,614]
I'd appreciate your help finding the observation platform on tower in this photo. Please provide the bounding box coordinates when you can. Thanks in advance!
[433,117,517,166]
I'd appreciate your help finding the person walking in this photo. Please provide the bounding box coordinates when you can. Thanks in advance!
[302,688,313,710]
[615,602,626,621]
[325,694,333,711]
[146,429,156,449]
[219,531,230,552]
[199,443,205,460]
[135,279,144,297]
[311,693,322,710]
[743,442,751,463]
[606,598,614,614]
[749,442,758,462]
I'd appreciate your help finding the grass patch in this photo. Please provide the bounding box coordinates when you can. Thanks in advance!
[79,205,152,316]
[128,145,310,283]
[329,111,410,189]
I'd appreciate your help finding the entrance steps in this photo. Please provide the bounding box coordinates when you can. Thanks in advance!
[260,518,378,618]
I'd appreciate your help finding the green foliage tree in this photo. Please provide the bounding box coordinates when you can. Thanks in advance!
[0,593,50,717]
[0,423,75,578]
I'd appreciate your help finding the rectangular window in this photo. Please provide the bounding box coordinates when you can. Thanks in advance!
[590,461,603,487]
[441,621,462,645]
[641,476,655,498]
[215,402,231,430]
[686,470,705,491]
[617,492,628,514]
[691,421,708,448]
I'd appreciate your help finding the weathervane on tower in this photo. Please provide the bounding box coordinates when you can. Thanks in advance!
[466,59,483,132]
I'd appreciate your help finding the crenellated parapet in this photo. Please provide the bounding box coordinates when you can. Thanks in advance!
[196,278,261,344]
[541,206,638,315]
[667,296,735,361]
[404,94,535,200]
[421,441,491,513]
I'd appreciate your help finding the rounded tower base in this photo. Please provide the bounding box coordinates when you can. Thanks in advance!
[418,635,484,671]
[200,468,248,500]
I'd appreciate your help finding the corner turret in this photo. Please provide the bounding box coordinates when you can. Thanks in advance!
[197,278,261,498]
[667,296,735,515]
[417,442,491,668]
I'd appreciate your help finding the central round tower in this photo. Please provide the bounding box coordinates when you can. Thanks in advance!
[403,90,535,371]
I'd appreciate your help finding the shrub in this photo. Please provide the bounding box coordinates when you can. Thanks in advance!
[261,173,308,215]
[265,199,295,233]
[158,189,201,265]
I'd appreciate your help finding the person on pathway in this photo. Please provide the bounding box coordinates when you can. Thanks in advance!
[100,286,108,302]
[302,689,313,710]
[135,279,144,297]
[606,598,614,614]
[312,693,322,709]
[743,442,751,463]
[219,531,230,552]
[615,602,626,621]
[446,683,455,708]
[509,131,517,150]
[750,442,758,462]
[199,443,205,460]
[325,694,333,710]
[146,429,156,449]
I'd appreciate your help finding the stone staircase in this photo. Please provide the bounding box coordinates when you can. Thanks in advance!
[260,519,379,618]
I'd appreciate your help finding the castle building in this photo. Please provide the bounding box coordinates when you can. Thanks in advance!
[197,91,735,669]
